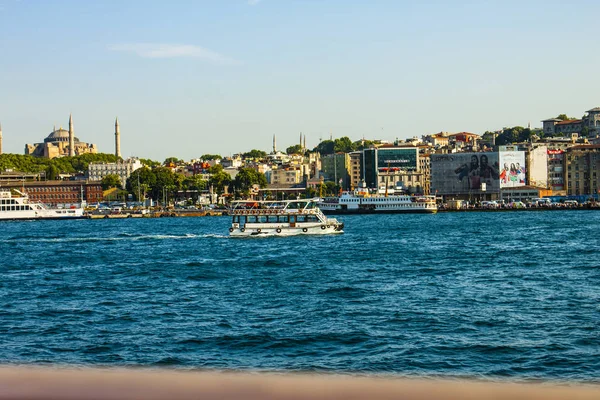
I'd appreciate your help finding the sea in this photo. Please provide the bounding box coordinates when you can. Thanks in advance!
[1,211,599,382]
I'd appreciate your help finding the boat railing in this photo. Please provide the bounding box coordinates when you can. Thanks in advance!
[232,208,320,216]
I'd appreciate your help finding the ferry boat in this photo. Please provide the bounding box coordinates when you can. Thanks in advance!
[228,198,344,237]
[0,188,86,220]
[317,191,438,214]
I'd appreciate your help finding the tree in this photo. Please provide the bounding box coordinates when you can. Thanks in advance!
[286,145,304,155]
[334,136,355,153]
[208,169,232,195]
[233,168,267,197]
[556,114,575,121]
[139,158,161,168]
[126,167,157,201]
[243,149,267,159]
[45,164,60,180]
[163,157,181,166]
[353,139,375,150]
[314,140,335,155]
[201,154,222,161]
[101,174,122,190]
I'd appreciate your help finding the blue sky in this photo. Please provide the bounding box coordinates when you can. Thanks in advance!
[1,0,599,161]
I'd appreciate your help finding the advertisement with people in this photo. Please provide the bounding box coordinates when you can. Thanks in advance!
[498,151,526,188]
[431,152,500,195]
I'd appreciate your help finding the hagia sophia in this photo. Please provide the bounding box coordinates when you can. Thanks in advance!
[20,114,121,159]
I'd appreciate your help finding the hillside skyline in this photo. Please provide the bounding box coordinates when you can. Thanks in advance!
[1,0,599,159]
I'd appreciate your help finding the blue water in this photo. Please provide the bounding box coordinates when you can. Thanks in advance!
[1,211,599,381]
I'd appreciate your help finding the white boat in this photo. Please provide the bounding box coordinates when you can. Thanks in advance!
[228,198,344,237]
[317,191,438,214]
[0,188,86,220]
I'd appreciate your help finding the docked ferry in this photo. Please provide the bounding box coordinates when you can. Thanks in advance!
[317,191,438,214]
[228,198,344,237]
[0,189,86,220]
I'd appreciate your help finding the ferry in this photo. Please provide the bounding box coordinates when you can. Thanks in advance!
[228,198,344,237]
[317,191,438,214]
[0,188,86,220]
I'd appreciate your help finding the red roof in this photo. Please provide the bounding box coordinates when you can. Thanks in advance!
[555,119,582,125]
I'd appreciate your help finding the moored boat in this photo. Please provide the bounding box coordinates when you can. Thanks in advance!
[317,191,437,214]
[0,188,86,220]
[228,198,343,237]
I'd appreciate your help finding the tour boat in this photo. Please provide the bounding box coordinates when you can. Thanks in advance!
[317,191,438,214]
[0,189,86,220]
[228,198,344,237]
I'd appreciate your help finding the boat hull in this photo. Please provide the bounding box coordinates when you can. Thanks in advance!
[230,224,343,237]
[320,208,437,215]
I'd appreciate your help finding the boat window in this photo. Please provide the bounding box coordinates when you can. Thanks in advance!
[279,215,289,223]
[267,215,278,223]
[247,216,257,223]
[297,215,306,222]
[257,216,268,223]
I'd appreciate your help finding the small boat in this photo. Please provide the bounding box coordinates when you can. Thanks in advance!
[228,198,344,237]
[0,188,86,220]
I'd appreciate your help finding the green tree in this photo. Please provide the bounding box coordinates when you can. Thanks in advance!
[314,140,335,155]
[139,158,161,168]
[101,174,122,190]
[208,166,232,195]
[243,149,267,159]
[163,157,181,165]
[233,168,267,197]
[201,154,222,161]
[126,167,157,201]
[556,114,575,121]
[45,164,60,180]
[286,145,304,155]
[334,136,355,153]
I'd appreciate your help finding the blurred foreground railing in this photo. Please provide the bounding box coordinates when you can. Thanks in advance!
[0,367,598,400]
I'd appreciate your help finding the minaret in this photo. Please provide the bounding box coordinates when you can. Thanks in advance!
[115,117,121,158]
[303,134,306,150]
[68,114,75,157]
[299,132,302,147]
[0,122,3,155]
[273,134,277,153]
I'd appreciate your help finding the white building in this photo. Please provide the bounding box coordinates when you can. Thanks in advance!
[88,158,143,188]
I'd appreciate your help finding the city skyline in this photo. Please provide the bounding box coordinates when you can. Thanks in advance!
[1,0,600,160]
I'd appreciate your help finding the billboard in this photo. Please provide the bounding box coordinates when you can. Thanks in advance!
[431,152,500,195]
[498,151,526,188]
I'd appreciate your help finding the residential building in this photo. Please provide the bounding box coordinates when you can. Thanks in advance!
[565,144,600,196]
[88,158,143,188]
[0,180,103,206]
[321,153,350,189]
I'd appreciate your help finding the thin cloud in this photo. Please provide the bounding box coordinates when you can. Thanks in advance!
[247,0,262,5]
[108,43,238,65]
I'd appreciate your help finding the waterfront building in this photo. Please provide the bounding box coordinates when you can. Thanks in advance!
[348,151,362,190]
[542,107,600,137]
[361,146,424,194]
[321,153,350,189]
[270,166,303,185]
[431,149,527,201]
[0,180,103,206]
[422,132,450,148]
[419,153,431,195]
[565,144,600,196]
[88,158,143,188]
[500,186,553,203]
[24,115,98,159]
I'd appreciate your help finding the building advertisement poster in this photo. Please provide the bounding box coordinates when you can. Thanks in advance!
[431,152,500,195]
[498,151,526,188]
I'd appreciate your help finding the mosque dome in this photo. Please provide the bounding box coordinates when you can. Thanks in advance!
[44,128,79,143]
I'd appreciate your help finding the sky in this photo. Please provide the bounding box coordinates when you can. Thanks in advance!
[1,0,600,161]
